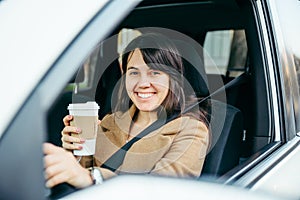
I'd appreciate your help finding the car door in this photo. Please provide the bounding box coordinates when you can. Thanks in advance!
[0,1,139,199]
[231,0,300,199]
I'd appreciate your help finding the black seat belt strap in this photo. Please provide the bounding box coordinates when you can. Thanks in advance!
[183,72,248,114]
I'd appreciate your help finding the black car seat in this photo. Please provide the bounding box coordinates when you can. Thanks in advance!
[173,40,243,177]
[201,100,243,177]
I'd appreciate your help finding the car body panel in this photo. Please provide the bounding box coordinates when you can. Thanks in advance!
[0,0,140,199]
[0,0,108,137]
[251,138,300,199]
[64,175,282,200]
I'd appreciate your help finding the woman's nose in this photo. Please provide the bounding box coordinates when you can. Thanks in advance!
[137,74,151,88]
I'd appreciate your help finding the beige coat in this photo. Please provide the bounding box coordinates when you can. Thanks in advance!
[81,106,209,180]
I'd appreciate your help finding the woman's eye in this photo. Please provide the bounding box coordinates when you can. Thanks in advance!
[128,71,138,76]
[151,71,161,75]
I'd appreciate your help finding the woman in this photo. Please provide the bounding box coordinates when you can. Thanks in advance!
[44,32,210,189]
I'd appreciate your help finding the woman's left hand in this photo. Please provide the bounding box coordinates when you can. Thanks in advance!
[43,143,93,188]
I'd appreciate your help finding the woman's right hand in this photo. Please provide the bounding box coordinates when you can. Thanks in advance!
[61,115,85,151]
[44,143,93,188]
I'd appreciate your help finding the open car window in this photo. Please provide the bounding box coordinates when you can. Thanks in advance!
[44,0,285,198]
[3,0,300,199]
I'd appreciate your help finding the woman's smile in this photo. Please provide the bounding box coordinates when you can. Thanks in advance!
[136,92,155,99]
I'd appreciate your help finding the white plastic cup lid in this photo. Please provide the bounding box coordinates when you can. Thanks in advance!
[68,101,100,116]
[68,101,99,110]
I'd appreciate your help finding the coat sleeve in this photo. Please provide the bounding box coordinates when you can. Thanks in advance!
[149,118,209,178]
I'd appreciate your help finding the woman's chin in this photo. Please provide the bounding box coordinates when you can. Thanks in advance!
[136,105,159,112]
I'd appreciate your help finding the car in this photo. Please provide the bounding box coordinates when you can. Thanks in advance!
[1,0,300,199]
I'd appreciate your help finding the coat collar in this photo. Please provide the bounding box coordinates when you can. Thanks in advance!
[100,105,136,135]
[100,105,189,136]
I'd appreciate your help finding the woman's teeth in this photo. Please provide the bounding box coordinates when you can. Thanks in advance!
[137,93,153,98]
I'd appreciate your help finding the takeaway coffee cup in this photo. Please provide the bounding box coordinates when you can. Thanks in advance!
[67,101,99,156]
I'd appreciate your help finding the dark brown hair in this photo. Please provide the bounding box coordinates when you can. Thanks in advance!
[115,32,210,128]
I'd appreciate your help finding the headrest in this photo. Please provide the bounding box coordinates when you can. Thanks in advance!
[173,40,209,97]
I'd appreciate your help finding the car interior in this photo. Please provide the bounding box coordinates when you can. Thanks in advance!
[47,0,273,183]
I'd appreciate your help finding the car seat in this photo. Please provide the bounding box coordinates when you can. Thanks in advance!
[173,39,244,177]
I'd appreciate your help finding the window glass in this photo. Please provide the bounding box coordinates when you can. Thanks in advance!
[274,0,300,132]
[273,0,300,69]
[203,29,247,77]
[65,49,99,93]
[117,28,141,65]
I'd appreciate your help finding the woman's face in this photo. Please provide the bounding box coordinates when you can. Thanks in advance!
[125,49,170,112]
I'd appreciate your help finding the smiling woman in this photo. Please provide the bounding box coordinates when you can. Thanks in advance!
[43,32,211,190]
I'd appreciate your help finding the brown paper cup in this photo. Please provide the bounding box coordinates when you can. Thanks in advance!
[68,101,99,156]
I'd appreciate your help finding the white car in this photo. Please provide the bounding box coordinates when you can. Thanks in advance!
[0,0,299,199]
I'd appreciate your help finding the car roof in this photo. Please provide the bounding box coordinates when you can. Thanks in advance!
[0,0,109,137]
[120,0,244,38]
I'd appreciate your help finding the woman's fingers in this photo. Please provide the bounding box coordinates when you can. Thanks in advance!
[63,115,73,126]
[44,143,71,165]
[61,139,83,150]
[44,158,64,180]
[61,126,84,150]
[45,163,92,188]
[61,125,81,136]
[43,143,73,183]
[43,142,64,155]
[61,133,84,143]
[45,170,67,188]
[43,143,93,188]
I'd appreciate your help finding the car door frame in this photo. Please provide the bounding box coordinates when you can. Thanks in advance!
[0,1,140,199]
[230,0,300,198]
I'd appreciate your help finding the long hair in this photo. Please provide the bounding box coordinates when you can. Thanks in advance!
[115,32,210,128]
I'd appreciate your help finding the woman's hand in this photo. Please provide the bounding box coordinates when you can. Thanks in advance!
[61,115,101,151]
[43,143,93,188]
[61,115,85,151]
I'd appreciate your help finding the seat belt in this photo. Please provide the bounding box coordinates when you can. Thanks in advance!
[101,72,249,172]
